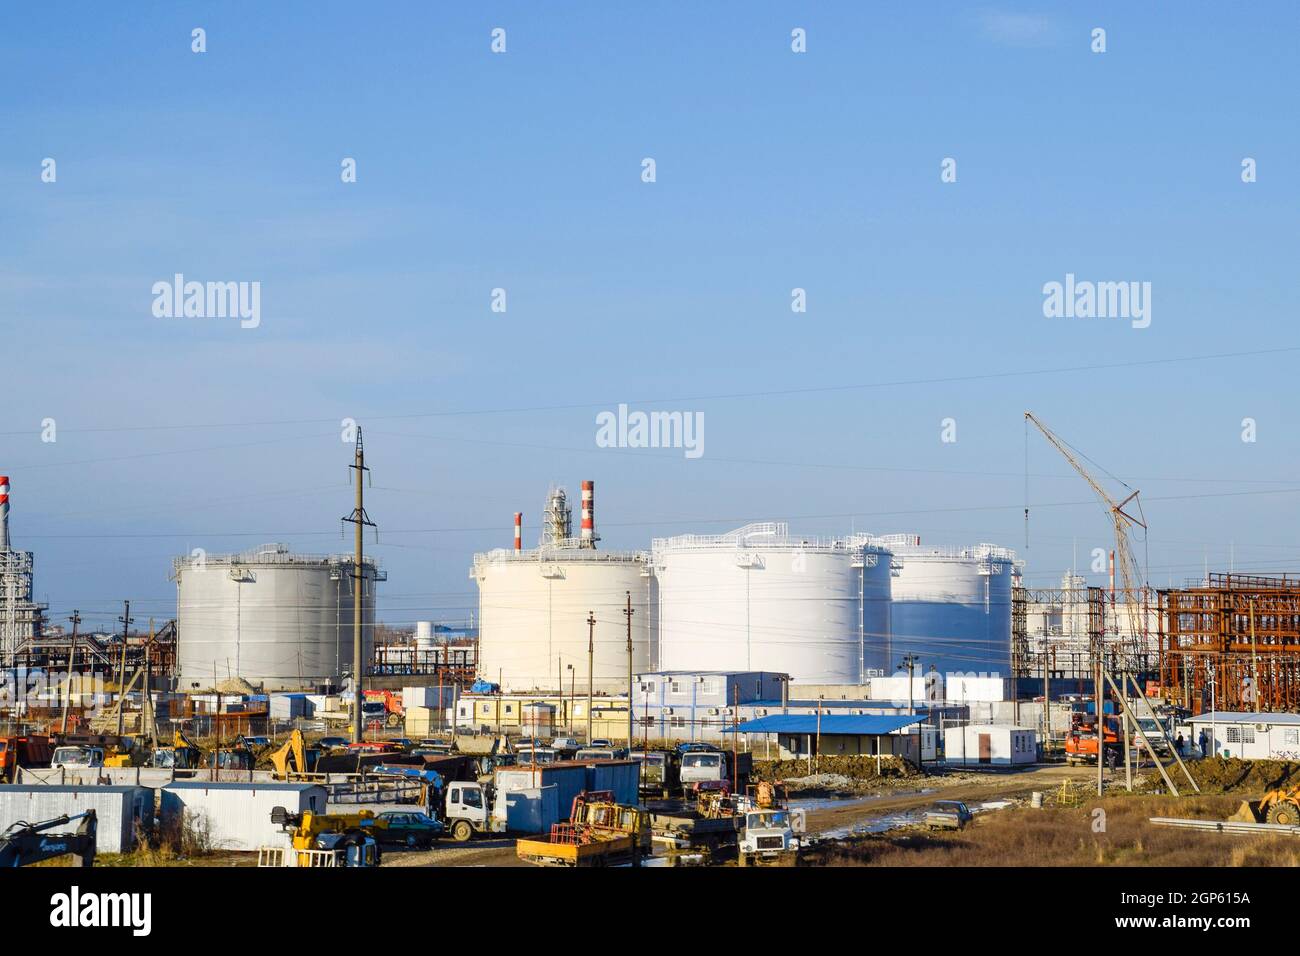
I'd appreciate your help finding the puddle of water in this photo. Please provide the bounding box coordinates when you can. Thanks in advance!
[790,788,934,813]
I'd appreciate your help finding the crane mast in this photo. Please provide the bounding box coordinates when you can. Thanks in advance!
[1024,412,1149,667]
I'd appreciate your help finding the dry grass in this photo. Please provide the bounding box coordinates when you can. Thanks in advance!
[807,794,1300,868]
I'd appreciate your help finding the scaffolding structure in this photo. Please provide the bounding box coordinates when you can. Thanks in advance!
[1,548,45,665]
[1014,583,1156,680]
[1158,573,1300,713]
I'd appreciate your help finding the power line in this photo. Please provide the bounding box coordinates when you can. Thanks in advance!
[2,342,1296,438]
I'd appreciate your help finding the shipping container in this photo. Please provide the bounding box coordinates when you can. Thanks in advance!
[493,763,588,832]
[159,781,327,851]
[0,784,152,853]
[579,759,640,804]
[402,686,454,710]
[270,694,312,720]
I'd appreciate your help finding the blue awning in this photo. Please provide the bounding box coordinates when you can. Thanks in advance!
[722,714,926,735]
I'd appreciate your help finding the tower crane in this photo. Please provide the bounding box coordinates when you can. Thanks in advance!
[1024,412,1149,666]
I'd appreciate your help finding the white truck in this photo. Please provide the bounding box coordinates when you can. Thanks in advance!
[50,745,106,770]
[441,780,499,841]
[737,807,805,867]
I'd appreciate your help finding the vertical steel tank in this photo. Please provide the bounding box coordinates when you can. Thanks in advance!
[652,523,893,683]
[174,543,380,691]
[879,537,1017,679]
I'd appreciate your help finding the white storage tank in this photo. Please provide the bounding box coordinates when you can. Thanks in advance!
[652,523,893,683]
[471,548,654,693]
[881,537,1017,679]
[173,543,382,692]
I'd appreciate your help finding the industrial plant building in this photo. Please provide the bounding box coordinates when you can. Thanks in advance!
[0,476,46,662]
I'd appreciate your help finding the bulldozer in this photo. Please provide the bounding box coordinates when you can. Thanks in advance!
[1230,784,1300,826]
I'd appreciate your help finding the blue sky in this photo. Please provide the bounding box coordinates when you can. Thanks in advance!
[2,2,1297,631]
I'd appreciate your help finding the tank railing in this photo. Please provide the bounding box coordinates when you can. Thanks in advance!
[651,530,893,554]
[172,551,382,571]
[885,543,1019,563]
[472,548,649,571]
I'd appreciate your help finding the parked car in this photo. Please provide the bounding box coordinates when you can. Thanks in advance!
[550,736,581,756]
[375,811,442,848]
[590,738,614,749]
[925,801,973,830]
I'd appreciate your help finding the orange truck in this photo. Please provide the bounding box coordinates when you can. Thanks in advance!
[363,690,405,728]
[1065,712,1121,766]
[0,734,53,782]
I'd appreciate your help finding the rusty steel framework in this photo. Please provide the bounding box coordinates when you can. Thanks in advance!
[1159,573,1300,713]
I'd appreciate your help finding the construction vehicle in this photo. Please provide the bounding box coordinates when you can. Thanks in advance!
[0,811,97,867]
[149,730,204,769]
[516,790,650,867]
[649,787,741,859]
[736,783,804,867]
[631,748,681,799]
[0,734,52,783]
[679,745,752,797]
[258,806,383,867]
[1064,711,1122,766]
[1230,784,1300,826]
[363,689,405,728]
[270,729,321,777]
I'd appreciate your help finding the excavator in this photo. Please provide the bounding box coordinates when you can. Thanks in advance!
[1230,785,1300,826]
[259,806,383,867]
[270,729,321,777]
[0,811,97,867]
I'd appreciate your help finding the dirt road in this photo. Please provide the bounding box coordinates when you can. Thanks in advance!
[381,837,524,867]
[802,764,1094,837]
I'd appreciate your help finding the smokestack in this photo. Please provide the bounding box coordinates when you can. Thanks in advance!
[580,480,597,549]
[0,475,9,551]
[514,512,523,552]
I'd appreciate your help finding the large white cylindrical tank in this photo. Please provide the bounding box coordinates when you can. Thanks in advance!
[174,544,378,692]
[881,538,1016,679]
[471,549,654,693]
[652,523,893,684]
[415,621,435,651]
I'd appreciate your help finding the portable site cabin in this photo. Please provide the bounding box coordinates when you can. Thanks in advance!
[0,784,152,853]
[1189,712,1300,761]
[942,725,1037,766]
[160,780,327,851]
[728,714,933,762]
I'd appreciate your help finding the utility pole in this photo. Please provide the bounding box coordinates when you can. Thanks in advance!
[586,611,595,743]
[116,601,133,736]
[342,427,376,745]
[624,591,634,753]
[61,611,80,734]
[900,653,920,767]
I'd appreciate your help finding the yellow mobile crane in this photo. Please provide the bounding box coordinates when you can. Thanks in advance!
[258,806,384,867]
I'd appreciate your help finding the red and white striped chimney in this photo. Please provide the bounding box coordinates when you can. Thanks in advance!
[580,480,596,548]
[0,475,9,551]
[513,512,523,552]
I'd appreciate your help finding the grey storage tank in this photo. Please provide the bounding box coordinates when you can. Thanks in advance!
[173,543,383,692]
